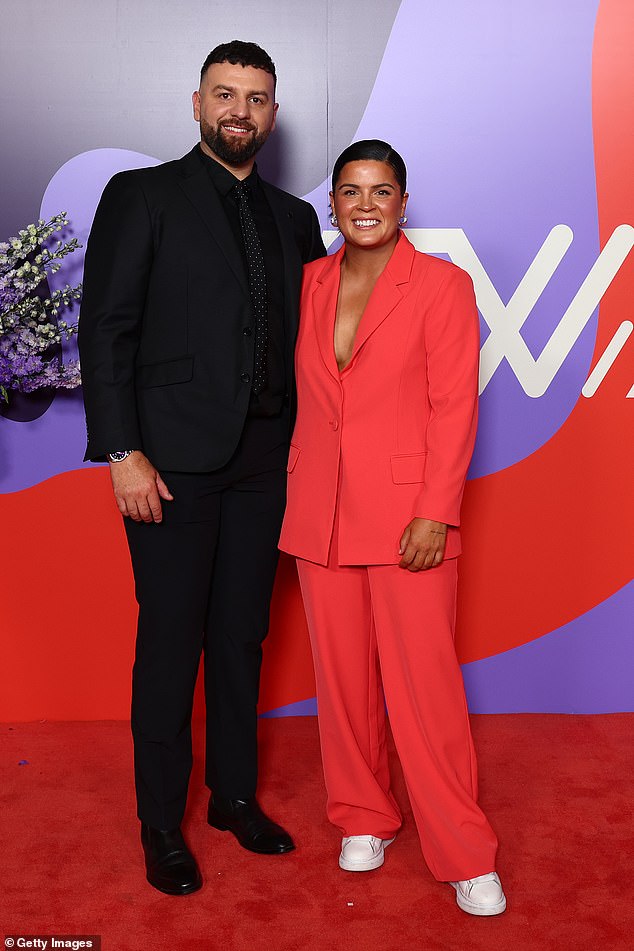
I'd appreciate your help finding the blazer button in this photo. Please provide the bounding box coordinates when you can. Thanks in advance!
[329,419,339,431]
[243,327,253,336]
[241,372,251,383]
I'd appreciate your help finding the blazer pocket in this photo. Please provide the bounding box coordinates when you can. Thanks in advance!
[287,444,301,472]
[391,451,428,484]
[138,356,194,388]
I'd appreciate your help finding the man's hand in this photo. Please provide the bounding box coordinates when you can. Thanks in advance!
[109,451,173,523]
[398,517,448,571]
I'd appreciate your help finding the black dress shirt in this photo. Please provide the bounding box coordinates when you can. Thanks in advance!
[197,146,286,417]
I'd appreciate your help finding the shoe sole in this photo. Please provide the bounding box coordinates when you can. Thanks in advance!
[207,815,295,854]
[146,874,203,896]
[451,883,507,916]
[339,837,396,872]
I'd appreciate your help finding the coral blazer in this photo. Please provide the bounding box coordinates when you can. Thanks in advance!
[278,233,480,566]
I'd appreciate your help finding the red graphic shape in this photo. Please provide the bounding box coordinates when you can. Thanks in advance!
[0,469,136,719]
[455,0,634,661]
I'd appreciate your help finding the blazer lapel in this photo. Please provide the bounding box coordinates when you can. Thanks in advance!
[176,148,249,296]
[348,234,417,364]
[261,181,303,335]
[312,246,344,383]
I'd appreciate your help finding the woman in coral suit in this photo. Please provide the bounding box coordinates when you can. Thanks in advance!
[279,140,506,916]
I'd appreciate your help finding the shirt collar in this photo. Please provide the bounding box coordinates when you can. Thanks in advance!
[197,145,260,197]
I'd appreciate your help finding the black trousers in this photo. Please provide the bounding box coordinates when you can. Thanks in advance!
[124,414,288,830]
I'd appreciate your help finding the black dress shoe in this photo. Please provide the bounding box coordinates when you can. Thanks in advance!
[140,823,203,895]
[207,796,295,854]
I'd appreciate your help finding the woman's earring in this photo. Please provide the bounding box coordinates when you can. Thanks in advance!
[399,215,408,226]
[330,214,339,228]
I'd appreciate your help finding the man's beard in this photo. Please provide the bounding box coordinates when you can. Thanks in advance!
[200,118,271,166]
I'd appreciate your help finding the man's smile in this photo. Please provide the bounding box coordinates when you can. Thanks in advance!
[222,123,254,135]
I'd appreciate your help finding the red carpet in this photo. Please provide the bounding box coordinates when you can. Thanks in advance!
[2,715,632,950]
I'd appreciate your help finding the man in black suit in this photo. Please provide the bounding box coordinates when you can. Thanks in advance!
[79,40,325,896]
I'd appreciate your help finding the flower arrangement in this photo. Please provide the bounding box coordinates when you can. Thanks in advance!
[0,213,82,402]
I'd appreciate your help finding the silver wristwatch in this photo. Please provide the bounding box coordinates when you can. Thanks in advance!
[107,450,135,463]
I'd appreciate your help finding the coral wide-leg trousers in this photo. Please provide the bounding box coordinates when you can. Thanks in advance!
[296,540,499,882]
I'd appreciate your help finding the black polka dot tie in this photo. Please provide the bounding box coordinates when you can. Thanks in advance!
[234,181,268,395]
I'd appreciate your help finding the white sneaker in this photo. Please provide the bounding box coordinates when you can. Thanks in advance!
[450,872,507,916]
[339,835,396,872]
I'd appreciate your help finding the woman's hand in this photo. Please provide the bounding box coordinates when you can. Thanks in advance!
[398,518,448,571]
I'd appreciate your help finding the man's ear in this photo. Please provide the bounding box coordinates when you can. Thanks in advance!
[192,89,201,121]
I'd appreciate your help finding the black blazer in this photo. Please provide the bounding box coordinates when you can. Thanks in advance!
[79,146,326,470]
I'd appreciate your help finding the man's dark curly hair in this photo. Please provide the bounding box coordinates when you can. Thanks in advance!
[200,40,276,89]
